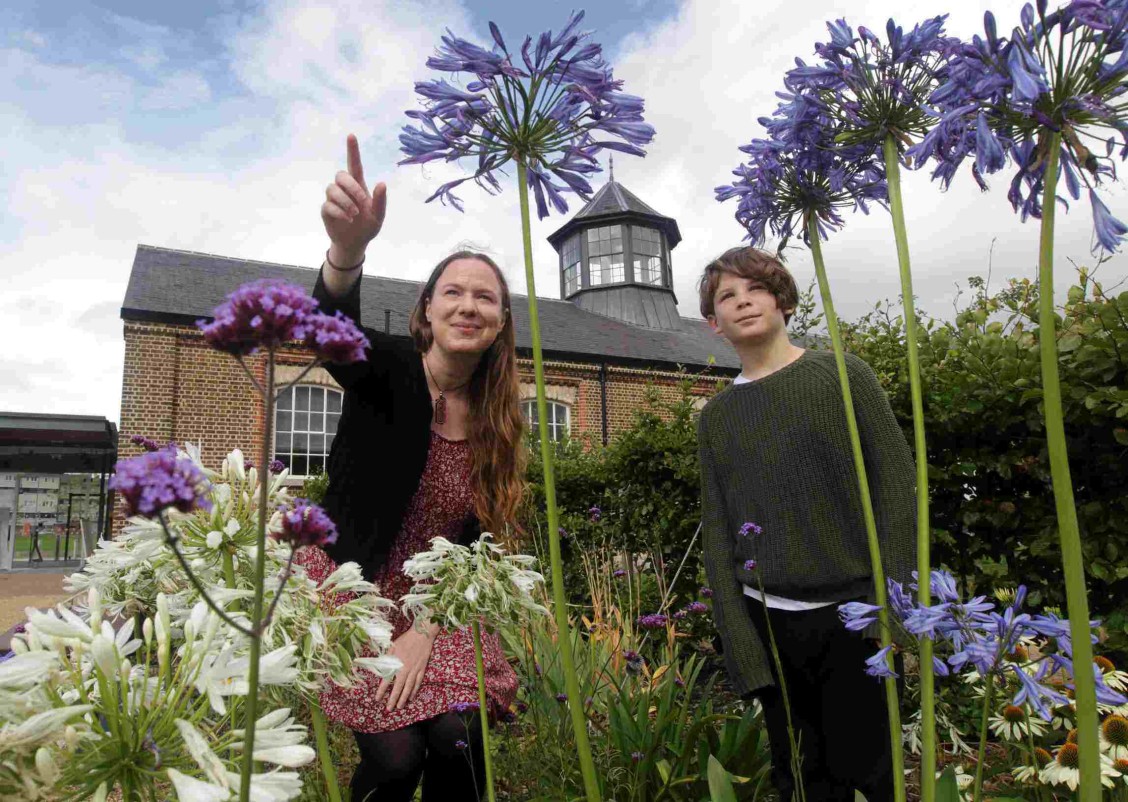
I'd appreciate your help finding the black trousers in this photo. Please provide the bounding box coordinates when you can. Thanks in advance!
[746,597,902,802]
[350,712,485,802]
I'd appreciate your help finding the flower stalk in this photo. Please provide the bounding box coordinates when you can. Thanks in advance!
[883,132,936,801]
[473,620,497,802]
[517,158,601,802]
[310,700,342,802]
[1037,130,1100,801]
[808,217,905,802]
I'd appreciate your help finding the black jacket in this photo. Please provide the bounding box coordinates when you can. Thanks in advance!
[312,270,481,580]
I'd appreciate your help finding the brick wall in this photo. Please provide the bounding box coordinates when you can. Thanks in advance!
[115,321,730,531]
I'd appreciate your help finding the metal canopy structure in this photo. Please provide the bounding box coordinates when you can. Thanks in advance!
[0,412,117,570]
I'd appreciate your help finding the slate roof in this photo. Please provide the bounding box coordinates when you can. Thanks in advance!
[547,180,682,249]
[121,245,741,372]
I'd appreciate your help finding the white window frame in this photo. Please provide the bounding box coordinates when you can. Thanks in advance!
[274,385,343,477]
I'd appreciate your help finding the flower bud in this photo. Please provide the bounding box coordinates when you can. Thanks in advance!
[142,617,153,646]
[90,635,119,678]
[35,747,59,784]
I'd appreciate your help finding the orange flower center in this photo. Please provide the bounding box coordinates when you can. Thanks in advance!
[1057,743,1080,768]
[1095,655,1116,672]
[1035,747,1052,767]
[1103,715,1128,747]
[1003,705,1027,723]
[1066,728,1079,744]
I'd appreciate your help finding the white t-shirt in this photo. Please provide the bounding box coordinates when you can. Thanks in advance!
[732,373,836,611]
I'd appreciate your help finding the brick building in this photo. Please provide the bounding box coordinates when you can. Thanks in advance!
[116,179,743,525]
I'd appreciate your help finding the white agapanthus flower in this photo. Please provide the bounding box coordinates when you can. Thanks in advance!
[401,533,548,632]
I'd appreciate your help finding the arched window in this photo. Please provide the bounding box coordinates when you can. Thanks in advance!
[520,399,571,442]
[274,385,342,476]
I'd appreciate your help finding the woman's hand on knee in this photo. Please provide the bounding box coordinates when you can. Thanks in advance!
[375,624,436,711]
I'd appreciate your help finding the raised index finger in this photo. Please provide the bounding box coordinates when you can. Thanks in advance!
[346,134,367,191]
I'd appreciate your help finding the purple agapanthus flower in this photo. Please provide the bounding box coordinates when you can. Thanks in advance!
[838,600,883,631]
[786,15,957,151]
[110,447,212,518]
[865,645,899,679]
[274,498,338,548]
[912,2,1128,251]
[636,613,668,629]
[399,11,655,219]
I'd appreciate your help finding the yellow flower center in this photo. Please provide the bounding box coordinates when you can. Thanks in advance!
[1057,743,1080,769]
[1103,715,1128,747]
[1003,705,1026,723]
[1095,655,1116,673]
[1066,728,1079,744]
[1035,748,1052,767]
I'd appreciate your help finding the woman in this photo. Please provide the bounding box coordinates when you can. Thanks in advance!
[297,134,524,802]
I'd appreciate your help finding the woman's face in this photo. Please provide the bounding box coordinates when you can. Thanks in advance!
[425,258,507,356]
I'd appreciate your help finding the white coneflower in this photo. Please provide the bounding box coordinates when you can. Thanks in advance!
[1096,655,1128,693]
[1101,714,1128,761]
[1039,742,1118,790]
[1012,746,1053,784]
[989,704,1047,742]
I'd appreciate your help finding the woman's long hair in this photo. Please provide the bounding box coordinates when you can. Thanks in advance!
[408,250,526,539]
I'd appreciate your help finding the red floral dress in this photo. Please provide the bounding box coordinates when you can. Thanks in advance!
[298,430,519,733]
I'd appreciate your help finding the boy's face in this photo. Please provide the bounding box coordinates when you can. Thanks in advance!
[707,271,792,346]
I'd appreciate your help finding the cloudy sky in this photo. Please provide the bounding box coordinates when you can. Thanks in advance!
[2,0,1125,425]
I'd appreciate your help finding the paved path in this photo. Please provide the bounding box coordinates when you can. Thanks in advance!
[0,571,74,637]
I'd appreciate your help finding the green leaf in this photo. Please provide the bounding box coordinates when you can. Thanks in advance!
[936,767,960,802]
[855,792,869,802]
[707,755,738,802]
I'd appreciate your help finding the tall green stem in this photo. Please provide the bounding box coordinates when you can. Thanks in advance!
[972,676,995,802]
[883,133,936,802]
[473,620,497,802]
[1036,131,1100,801]
[516,159,602,802]
[310,700,342,802]
[808,219,905,802]
[238,350,275,802]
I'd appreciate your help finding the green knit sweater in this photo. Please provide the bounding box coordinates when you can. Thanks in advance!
[697,349,916,695]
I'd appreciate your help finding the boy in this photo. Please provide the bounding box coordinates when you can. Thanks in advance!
[696,246,915,801]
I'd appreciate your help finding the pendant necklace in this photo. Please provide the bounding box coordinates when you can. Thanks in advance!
[423,354,472,425]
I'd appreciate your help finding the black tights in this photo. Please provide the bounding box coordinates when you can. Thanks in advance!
[350,713,485,802]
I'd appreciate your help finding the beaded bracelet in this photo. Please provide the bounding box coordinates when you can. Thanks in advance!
[325,249,365,271]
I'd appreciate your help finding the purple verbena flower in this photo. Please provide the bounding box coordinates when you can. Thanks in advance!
[273,498,338,548]
[400,11,654,219]
[636,613,668,630]
[455,739,469,750]
[588,505,602,522]
[129,434,162,452]
[743,559,758,571]
[555,692,568,703]
[631,751,644,762]
[197,280,320,356]
[268,459,286,474]
[449,700,481,714]
[612,569,627,579]
[243,459,254,472]
[699,587,714,598]
[110,448,212,518]
[303,311,370,364]
[672,610,688,620]
[684,601,709,615]
[738,522,763,537]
